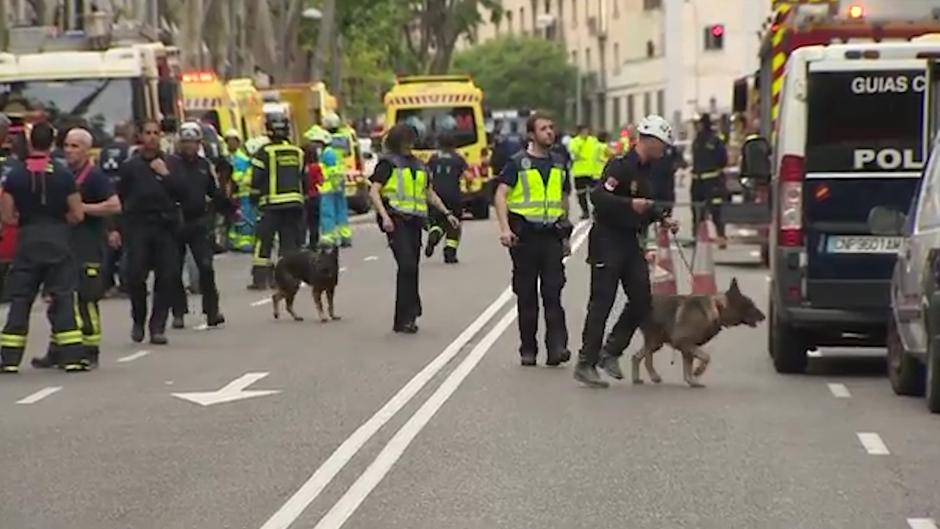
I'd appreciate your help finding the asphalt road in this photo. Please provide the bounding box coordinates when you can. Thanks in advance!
[0,211,938,529]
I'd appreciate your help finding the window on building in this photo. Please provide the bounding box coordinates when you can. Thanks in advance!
[571,49,578,66]
[586,47,592,70]
[507,11,514,33]
[520,7,525,31]
[614,0,620,18]
[571,0,577,26]
[627,94,635,125]
[613,97,622,129]
[545,0,550,13]
[657,89,665,116]
[704,24,725,51]
[613,42,620,74]
[644,0,662,9]
[647,40,655,58]
[644,92,651,116]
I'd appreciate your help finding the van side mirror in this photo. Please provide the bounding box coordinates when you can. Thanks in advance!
[868,206,907,236]
[161,117,179,134]
[740,136,771,180]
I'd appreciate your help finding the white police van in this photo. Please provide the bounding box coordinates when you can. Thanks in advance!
[768,40,938,374]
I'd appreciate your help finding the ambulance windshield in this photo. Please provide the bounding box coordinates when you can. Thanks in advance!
[394,106,478,150]
[0,77,146,147]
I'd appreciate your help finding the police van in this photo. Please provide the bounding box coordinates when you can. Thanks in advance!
[767,41,933,374]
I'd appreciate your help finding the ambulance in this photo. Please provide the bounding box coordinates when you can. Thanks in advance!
[384,75,491,219]
[226,78,266,140]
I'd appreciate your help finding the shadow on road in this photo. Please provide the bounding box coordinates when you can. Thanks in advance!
[806,355,887,378]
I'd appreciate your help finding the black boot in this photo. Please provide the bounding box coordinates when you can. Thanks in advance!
[425,228,442,258]
[443,247,458,264]
[546,349,571,367]
[172,315,185,329]
[598,351,624,380]
[207,312,226,327]
[131,323,145,343]
[31,346,60,369]
[574,362,609,388]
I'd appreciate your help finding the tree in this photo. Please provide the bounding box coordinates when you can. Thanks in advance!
[401,0,502,74]
[451,35,576,126]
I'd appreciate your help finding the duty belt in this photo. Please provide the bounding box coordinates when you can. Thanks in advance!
[693,170,722,180]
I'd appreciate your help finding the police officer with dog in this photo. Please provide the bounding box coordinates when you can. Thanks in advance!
[575,115,679,388]
[494,111,573,367]
[248,115,308,290]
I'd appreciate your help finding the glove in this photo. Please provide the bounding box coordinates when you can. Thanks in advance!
[554,217,574,239]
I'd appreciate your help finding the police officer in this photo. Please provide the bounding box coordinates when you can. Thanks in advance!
[0,122,87,373]
[369,123,458,334]
[574,115,678,388]
[118,119,183,345]
[32,128,121,369]
[99,123,134,295]
[568,124,600,220]
[424,129,467,264]
[169,122,228,328]
[494,112,573,366]
[691,113,728,246]
[248,115,308,290]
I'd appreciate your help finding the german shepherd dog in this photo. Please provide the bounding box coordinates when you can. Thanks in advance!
[272,247,341,323]
[631,278,765,388]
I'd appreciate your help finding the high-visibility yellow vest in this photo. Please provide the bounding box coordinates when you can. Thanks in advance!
[381,154,428,217]
[252,142,305,207]
[317,146,345,194]
[506,155,565,224]
[569,135,598,178]
[595,138,611,180]
[230,148,252,198]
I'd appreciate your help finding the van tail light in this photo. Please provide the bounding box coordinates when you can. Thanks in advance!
[779,154,805,247]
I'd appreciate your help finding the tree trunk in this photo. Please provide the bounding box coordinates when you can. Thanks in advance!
[312,0,335,83]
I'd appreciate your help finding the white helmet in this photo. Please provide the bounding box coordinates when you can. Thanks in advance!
[179,121,204,141]
[323,112,342,130]
[636,114,674,145]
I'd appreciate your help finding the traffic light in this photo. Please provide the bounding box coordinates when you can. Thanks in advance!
[705,24,725,50]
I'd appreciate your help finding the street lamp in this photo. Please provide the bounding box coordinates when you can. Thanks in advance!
[303,7,323,20]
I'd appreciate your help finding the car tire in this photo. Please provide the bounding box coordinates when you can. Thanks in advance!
[886,318,925,397]
[770,302,808,374]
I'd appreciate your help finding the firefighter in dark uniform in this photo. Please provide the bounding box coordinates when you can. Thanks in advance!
[33,128,121,369]
[691,113,728,246]
[574,115,678,388]
[248,115,308,290]
[0,122,87,373]
[494,112,573,366]
[369,123,458,333]
[99,123,134,296]
[424,128,467,264]
[169,122,229,328]
[118,119,184,345]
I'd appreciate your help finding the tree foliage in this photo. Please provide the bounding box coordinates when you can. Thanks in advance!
[400,0,502,74]
[451,35,576,125]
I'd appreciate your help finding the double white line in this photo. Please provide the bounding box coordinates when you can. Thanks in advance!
[259,222,592,529]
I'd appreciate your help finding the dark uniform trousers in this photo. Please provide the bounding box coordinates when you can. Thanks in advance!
[427,195,461,260]
[124,219,180,333]
[573,177,596,219]
[305,196,320,249]
[0,225,84,367]
[690,176,724,237]
[578,228,652,365]
[173,216,219,318]
[253,206,303,284]
[509,227,568,356]
[388,214,423,327]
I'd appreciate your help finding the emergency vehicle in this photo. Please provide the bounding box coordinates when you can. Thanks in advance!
[226,78,266,140]
[765,27,940,375]
[182,71,236,137]
[384,75,491,219]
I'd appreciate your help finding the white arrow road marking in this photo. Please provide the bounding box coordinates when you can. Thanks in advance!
[17,386,62,404]
[363,256,378,262]
[909,519,938,529]
[857,432,890,455]
[251,298,272,307]
[117,350,150,363]
[172,372,280,407]
[827,383,851,398]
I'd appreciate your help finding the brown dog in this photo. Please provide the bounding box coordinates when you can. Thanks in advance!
[272,247,340,323]
[631,278,765,388]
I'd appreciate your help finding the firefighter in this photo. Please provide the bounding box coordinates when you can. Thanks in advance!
[369,123,458,334]
[99,123,134,297]
[424,129,467,264]
[568,124,599,220]
[169,122,229,329]
[248,115,308,290]
[691,113,728,247]
[574,115,679,388]
[0,122,87,373]
[225,129,255,252]
[32,128,121,369]
[120,119,184,345]
[322,113,353,247]
[494,112,573,367]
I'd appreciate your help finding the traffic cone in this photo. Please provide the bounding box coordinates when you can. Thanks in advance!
[651,224,677,296]
[691,218,718,295]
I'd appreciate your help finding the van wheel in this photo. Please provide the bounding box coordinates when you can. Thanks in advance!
[886,319,924,396]
[770,303,808,374]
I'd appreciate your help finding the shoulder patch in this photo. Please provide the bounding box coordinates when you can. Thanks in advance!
[519,157,532,170]
[603,177,619,192]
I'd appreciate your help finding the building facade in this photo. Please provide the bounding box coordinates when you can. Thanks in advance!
[468,0,771,136]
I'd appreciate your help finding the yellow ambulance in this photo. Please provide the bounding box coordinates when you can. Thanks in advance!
[384,75,491,219]
[181,70,235,136]
[226,78,266,140]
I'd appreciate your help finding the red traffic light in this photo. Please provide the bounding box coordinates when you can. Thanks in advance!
[710,24,725,38]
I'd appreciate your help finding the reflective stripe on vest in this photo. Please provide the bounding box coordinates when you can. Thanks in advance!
[694,170,722,180]
[382,162,428,217]
[260,144,304,207]
[507,163,564,224]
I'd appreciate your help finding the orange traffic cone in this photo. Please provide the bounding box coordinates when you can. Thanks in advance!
[691,218,718,295]
[651,224,677,296]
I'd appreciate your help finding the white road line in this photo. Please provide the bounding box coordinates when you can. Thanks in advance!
[857,432,890,455]
[339,267,348,273]
[257,221,591,529]
[251,298,272,307]
[16,386,62,405]
[807,350,823,358]
[908,518,938,529]
[827,383,851,398]
[363,256,378,262]
[314,308,517,529]
[117,350,150,363]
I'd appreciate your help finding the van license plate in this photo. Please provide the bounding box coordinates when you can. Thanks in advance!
[826,236,904,254]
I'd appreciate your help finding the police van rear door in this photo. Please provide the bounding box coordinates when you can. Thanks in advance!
[804,60,927,310]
